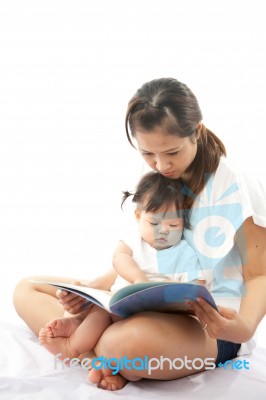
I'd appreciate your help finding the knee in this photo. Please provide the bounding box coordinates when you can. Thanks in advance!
[13,277,29,307]
[95,313,153,359]
[13,276,38,311]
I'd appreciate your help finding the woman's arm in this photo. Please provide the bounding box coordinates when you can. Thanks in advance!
[112,241,148,283]
[187,217,266,343]
[86,268,118,290]
[236,217,266,333]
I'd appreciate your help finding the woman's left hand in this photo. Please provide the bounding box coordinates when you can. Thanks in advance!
[188,297,254,343]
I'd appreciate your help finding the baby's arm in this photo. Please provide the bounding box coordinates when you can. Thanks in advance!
[112,241,149,284]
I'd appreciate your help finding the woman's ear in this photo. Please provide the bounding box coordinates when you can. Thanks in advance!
[190,123,202,144]
[135,208,141,221]
[194,122,202,141]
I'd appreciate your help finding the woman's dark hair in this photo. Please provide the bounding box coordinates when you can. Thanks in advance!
[122,171,189,228]
[125,78,226,209]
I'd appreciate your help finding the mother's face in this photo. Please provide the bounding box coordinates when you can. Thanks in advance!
[135,127,198,180]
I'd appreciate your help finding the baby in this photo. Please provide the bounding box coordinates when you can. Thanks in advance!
[111,171,205,290]
[39,172,205,360]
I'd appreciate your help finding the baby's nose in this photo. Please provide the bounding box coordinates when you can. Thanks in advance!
[158,224,169,234]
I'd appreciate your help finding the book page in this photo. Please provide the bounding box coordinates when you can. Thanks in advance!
[30,280,113,312]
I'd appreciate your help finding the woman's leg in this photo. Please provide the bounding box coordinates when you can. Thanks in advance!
[13,275,85,335]
[90,312,218,390]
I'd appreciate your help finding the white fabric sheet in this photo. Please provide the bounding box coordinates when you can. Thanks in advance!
[1,321,266,400]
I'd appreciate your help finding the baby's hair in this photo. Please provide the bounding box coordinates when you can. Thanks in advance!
[122,172,190,228]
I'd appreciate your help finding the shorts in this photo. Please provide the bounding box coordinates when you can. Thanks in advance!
[215,339,241,366]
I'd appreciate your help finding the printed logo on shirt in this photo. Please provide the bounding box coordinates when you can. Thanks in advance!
[181,174,246,297]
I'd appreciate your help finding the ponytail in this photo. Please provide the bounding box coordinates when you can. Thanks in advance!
[182,124,226,210]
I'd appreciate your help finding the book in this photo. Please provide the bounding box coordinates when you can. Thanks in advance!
[30,279,218,318]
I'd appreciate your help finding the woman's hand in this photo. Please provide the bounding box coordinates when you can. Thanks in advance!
[188,297,254,343]
[56,280,90,314]
[56,269,117,314]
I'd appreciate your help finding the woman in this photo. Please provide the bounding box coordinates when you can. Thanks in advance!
[13,78,266,391]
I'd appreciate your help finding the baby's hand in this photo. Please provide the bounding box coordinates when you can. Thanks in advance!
[56,280,90,314]
[197,279,206,286]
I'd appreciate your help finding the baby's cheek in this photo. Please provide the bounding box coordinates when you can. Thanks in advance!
[169,229,183,243]
[152,225,159,236]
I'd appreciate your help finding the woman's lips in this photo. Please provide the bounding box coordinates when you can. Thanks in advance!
[161,171,175,177]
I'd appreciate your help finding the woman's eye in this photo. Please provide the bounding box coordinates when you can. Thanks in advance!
[169,224,178,228]
[167,151,179,156]
[150,222,158,226]
[142,152,153,157]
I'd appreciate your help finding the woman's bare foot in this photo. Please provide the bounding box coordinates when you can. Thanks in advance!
[39,327,79,359]
[88,366,128,391]
[45,316,82,338]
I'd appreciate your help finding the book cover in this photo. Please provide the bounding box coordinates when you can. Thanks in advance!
[30,280,217,318]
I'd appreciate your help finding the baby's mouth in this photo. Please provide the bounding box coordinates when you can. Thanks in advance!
[156,237,167,242]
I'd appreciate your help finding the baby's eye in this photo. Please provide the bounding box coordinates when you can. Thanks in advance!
[150,222,158,226]
[169,224,178,227]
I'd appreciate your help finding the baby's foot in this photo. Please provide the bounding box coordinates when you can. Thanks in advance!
[89,367,128,391]
[39,327,78,359]
[45,316,82,338]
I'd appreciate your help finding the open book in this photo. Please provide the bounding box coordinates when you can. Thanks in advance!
[30,280,217,318]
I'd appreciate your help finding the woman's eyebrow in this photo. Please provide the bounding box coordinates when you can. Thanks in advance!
[163,147,181,152]
[139,146,181,153]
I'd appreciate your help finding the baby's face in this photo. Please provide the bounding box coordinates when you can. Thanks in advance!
[136,207,184,250]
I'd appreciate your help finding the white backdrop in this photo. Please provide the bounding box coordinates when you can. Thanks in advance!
[0,0,265,345]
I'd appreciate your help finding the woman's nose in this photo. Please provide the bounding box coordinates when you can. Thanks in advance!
[155,157,170,172]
